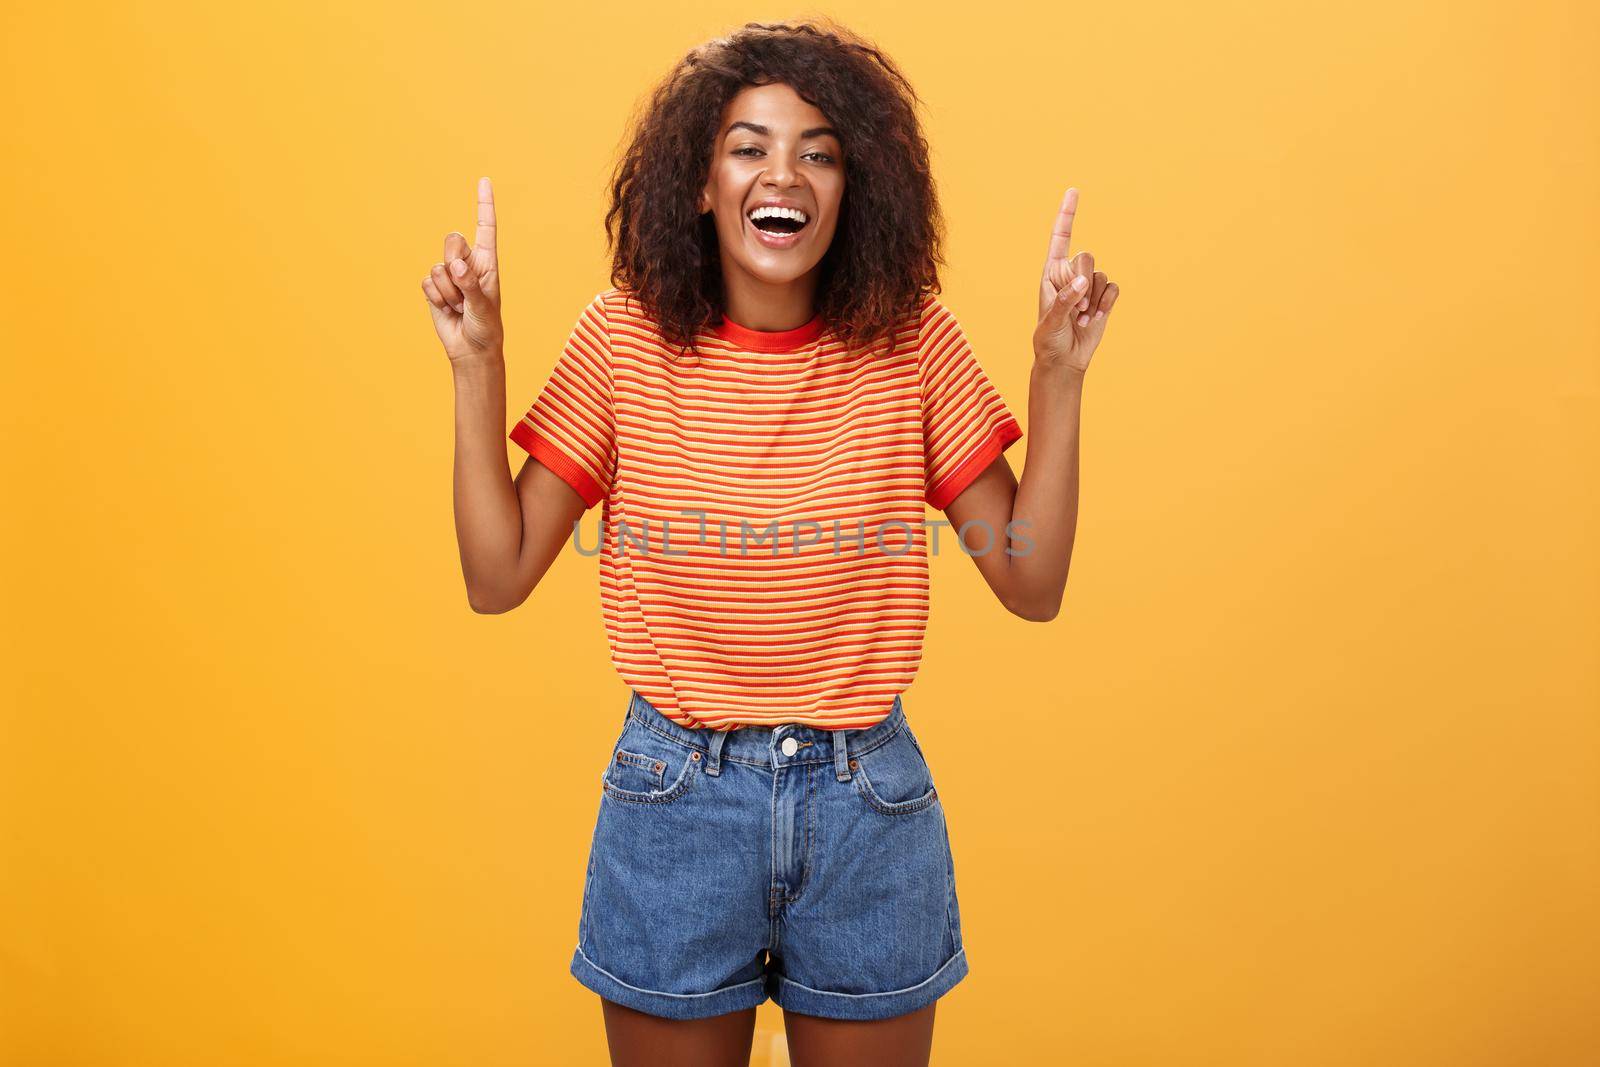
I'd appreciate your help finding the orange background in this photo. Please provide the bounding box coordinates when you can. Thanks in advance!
[3,1,1597,1064]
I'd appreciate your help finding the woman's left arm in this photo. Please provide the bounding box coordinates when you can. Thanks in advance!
[943,188,1120,621]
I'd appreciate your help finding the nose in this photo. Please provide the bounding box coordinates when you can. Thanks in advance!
[762,152,799,188]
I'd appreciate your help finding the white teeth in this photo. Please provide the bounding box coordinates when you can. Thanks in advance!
[747,205,809,224]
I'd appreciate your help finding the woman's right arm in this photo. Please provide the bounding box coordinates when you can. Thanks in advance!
[451,355,586,613]
[423,177,587,614]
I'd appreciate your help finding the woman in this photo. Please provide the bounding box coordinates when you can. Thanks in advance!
[422,19,1118,1066]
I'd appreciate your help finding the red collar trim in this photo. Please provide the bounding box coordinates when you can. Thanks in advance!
[710,311,826,352]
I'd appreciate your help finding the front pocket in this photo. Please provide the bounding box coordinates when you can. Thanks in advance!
[600,727,699,805]
[607,749,667,794]
[852,724,939,816]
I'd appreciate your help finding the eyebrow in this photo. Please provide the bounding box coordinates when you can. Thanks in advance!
[725,121,840,141]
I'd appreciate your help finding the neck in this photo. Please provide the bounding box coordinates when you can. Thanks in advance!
[720,269,820,331]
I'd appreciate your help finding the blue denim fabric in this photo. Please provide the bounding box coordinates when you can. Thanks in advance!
[569,689,969,1021]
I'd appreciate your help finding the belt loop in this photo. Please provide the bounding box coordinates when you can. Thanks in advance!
[834,725,851,781]
[706,727,728,776]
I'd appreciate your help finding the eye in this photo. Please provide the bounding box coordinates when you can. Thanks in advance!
[731,146,837,164]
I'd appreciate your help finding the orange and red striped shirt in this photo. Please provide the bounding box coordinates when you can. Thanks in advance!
[509,287,1022,730]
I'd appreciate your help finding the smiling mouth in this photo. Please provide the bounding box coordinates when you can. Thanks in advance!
[748,215,808,236]
[746,213,810,247]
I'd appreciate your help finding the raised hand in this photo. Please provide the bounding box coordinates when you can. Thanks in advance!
[1033,187,1119,374]
[421,176,505,361]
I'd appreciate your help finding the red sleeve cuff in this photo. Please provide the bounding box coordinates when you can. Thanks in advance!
[925,418,1024,510]
[509,421,605,509]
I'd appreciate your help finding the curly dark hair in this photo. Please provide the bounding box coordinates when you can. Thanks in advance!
[603,18,946,361]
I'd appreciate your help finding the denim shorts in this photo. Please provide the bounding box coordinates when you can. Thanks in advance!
[568,689,969,1021]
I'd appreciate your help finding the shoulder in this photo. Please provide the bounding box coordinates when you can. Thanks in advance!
[587,287,621,325]
[914,290,970,340]
[911,291,968,363]
[570,288,625,353]
[598,286,672,340]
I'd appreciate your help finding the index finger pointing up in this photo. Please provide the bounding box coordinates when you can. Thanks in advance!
[1045,187,1078,266]
[474,176,497,255]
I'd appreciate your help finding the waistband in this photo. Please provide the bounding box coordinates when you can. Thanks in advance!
[624,690,908,783]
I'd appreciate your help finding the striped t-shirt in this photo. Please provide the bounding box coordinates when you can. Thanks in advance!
[509,287,1023,730]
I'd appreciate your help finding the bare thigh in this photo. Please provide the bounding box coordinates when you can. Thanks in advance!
[599,998,757,1067]
[782,1002,936,1067]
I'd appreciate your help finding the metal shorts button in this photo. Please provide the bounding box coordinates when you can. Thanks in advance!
[781,737,798,756]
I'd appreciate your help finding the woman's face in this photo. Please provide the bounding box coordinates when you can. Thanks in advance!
[699,82,845,294]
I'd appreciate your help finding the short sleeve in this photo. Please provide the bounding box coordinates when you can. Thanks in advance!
[918,296,1024,510]
[508,292,614,509]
